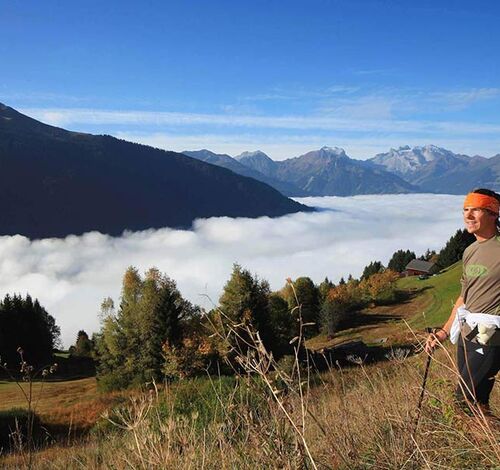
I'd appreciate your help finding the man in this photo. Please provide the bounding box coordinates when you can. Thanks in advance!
[425,188,500,415]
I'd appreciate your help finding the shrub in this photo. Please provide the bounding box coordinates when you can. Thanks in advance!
[155,376,269,435]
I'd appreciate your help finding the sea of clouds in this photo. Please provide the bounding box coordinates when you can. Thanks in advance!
[0,194,465,347]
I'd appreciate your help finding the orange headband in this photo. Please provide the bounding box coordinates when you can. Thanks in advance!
[463,192,500,214]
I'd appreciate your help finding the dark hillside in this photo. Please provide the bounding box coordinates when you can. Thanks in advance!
[0,104,309,238]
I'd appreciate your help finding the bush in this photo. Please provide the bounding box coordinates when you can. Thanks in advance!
[97,370,134,392]
[156,376,269,434]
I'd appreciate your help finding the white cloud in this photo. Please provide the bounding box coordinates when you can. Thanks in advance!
[0,194,465,347]
[20,106,500,136]
[12,104,500,159]
[428,88,500,109]
[319,95,397,120]
[242,85,361,102]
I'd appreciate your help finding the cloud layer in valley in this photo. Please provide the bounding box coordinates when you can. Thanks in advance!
[0,194,465,347]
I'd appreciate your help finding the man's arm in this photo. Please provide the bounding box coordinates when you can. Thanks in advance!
[424,296,464,354]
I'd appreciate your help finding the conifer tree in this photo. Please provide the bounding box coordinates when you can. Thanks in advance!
[388,249,416,272]
[73,330,93,357]
[219,264,272,352]
[268,293,294,358]
[281,277,320,338]
[419,249,437,262]
[142,269,196,381]
[0,294,60,365]
[95,266,195,389]
[318,277,334,306]
[361,261,384,280]
[436,229,475,269]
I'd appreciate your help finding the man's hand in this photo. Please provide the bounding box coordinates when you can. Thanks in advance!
[424,328,449,354]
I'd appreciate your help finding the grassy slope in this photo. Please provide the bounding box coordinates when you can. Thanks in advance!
[0,378,126,430]
[309,261,463,350]
[405,261,462,328]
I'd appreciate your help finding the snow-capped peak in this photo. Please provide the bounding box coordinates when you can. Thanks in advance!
[370,144,467,176]
[319,146,346,156]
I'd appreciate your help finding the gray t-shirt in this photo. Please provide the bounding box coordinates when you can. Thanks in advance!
[460,234,500,316]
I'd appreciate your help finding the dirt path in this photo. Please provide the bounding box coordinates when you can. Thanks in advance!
[308,285,434,351]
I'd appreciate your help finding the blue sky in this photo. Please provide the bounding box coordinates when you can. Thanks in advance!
[1,0,500,159]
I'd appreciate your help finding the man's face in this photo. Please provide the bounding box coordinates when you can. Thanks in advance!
[463,206,497,235]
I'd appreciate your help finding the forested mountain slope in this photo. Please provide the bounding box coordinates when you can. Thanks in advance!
[0,104,309,238]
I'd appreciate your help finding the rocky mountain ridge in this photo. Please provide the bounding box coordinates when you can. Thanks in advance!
[184,145,499,196]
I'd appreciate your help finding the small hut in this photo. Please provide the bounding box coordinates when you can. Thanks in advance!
[404,259,435,276]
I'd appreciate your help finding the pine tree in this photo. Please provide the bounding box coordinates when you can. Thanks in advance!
[143,270,196,382]
[436,229,475,269]
[268,294,294,359]
[73,330,93,357]
[95,266,195,389]
[318,277,334,306]
[219,264,272,353]
[419,249,437,262]
[388,249,416,272]
[0,294,60,366]
[361,261,384,280]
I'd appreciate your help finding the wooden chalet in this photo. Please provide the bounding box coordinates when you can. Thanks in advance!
[404,259,436,276]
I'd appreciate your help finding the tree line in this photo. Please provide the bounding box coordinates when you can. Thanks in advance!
[0,294,60,367]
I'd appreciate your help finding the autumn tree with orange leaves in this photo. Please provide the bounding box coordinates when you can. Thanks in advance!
[359,269,400,304]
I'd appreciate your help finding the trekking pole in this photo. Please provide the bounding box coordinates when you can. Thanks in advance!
[412,327,433,437]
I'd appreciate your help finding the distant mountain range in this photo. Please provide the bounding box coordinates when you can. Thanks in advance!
[185,146,416,196]
[0,103,309,239]
[184,145,500,196]
[368,145,500,194]
[182,150,307,196]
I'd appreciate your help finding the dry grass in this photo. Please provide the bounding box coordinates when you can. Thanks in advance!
[2,344,498,470]
[0,378,128,430]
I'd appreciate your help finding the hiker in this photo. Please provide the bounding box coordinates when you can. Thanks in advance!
[425,188,500,415]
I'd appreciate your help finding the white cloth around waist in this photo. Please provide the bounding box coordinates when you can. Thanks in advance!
[449,305,500,344]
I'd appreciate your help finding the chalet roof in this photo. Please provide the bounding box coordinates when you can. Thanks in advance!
[405,259,435,273]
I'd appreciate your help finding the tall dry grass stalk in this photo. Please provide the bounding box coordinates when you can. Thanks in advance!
[0,348,57,469]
